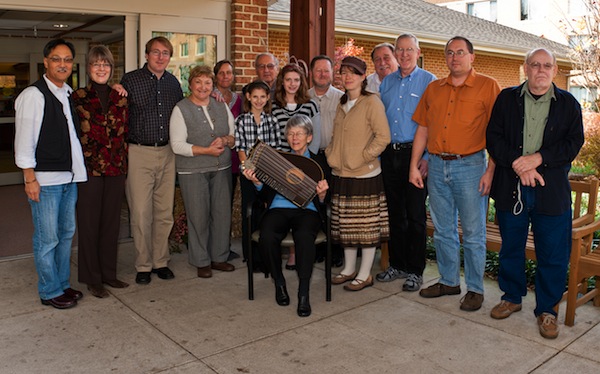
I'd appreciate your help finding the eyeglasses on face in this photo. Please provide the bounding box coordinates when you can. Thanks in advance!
[445,50,468,58]
[90,63,111,69]
[287,131,307,138]
[396,48,416,54]
[48,56,74,64]
[149,50,171,57]
[528,62,555,70]
[257,63,276,70]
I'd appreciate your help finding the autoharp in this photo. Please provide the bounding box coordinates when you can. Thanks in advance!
[243,140,324,208]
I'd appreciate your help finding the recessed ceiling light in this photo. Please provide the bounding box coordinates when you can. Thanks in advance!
[53,24,69,28]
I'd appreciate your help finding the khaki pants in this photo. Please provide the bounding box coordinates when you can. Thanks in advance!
[126,144,175,272]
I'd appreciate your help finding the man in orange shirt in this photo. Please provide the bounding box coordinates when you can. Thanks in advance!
[409,36,500,311]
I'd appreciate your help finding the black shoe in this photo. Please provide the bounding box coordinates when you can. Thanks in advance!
[152,267,174,280]
[315,254,325,263]
[135,272,151,284]
[63,287,83,301]
[332,256,343,268]
[297,295,311,317]
[227,250,240,261]
[285,263,296,271]
[41,294,77,309]
[275,285,290,306]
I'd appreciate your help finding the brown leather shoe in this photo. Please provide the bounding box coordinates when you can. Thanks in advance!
[490,300,522,319]
[537,313,559,339]
[211,262,235,272]
[63,287,83,301]
[197,266,213,278]
[419,282,461,298]
[41,294,77,309]
[104,279,129,288]
[343,275,374,291]
[87,284,109,298]
[460,291,484,311]
[332,271,357,285]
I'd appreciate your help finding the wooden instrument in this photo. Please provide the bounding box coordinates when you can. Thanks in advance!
[243,140,324,208]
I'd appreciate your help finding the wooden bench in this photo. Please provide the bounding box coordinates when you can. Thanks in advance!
[380,176,599,267]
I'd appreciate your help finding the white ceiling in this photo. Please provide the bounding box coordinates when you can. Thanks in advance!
[0,9,124,41]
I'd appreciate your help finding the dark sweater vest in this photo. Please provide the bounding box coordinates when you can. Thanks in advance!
[31,79,79,171]
[175,97,231,173]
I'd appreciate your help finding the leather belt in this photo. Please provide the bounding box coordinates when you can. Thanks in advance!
[390,142,413,150]
[129,141,169,147]
[432,151,478,160]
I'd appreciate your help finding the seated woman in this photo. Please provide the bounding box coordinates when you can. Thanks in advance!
[242,114,328,317]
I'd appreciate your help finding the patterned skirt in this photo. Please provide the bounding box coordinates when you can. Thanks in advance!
[330,174,390,247]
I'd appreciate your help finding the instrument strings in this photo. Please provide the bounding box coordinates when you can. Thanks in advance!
[250,142,317,207]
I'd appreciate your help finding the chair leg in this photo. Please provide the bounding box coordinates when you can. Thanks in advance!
[380,241,389,270]
[248,218,254,301]
[565,273,580,327]
[326,238,332,302]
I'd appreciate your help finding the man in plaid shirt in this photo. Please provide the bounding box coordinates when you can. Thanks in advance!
[121,36,183,285]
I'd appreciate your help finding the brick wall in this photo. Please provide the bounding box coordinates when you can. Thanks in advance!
[268,30,569,90]
[231,0,269,87]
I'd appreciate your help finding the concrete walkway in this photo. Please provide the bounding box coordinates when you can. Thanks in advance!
[1,239,599,373]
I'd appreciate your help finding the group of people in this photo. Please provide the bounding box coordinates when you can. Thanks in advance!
[368,34,583,340]
[14,33,584,339]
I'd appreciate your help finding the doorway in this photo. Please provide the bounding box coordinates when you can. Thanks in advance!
[0,9,125,186]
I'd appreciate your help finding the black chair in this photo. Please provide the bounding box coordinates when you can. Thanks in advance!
[246,203,332,302]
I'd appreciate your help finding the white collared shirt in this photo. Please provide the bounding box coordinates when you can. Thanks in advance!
[309,85,344,149]
[14,75,87,186]
[366,73,382,94]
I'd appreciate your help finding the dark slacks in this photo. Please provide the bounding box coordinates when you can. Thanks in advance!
[381,146,427,275]
[258,208,321,287]
[497,186,571,317]
[77,174,126,285]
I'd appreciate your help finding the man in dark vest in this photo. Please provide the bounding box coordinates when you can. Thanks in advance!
[14,39,87,309]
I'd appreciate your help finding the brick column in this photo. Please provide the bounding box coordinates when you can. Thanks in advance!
[231,0,269,87]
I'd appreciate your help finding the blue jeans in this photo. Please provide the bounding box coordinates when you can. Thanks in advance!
[29,183,78,300]
[428,151,488,294]
[496,186,571,317]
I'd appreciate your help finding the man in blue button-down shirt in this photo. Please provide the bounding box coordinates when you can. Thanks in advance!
[378,33,436,292]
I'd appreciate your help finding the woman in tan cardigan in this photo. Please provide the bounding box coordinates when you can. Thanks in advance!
[325,56,391,291]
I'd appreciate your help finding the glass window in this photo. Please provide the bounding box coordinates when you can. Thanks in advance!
[521,0,529,20]
[196,37,206,55]
[521,0,544,20]
[570,86,598,111]
[467,1,497,22]
[180,43,188,57]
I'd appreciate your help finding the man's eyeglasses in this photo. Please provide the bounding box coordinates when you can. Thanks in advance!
[396,48,415,54]
[528,62,555,71]
[445,50,468,58]
[91,63,111,69]
[48,56,74,64]
[149,50,171,57]
[257,63,276,70]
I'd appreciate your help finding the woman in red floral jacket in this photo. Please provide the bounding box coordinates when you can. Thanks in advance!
[72,45,129,298]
